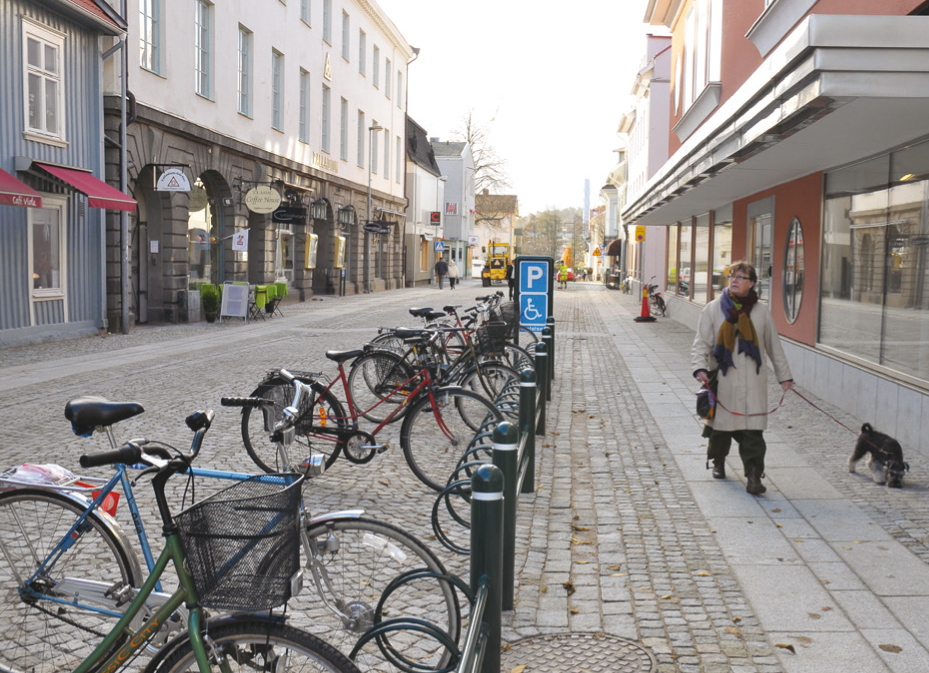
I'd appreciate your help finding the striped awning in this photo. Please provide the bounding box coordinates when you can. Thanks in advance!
[35,163,136,212]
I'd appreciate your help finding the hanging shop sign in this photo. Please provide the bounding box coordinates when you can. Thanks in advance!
[363,222,391,235]
[245,185,282,214]
[272,206,307,224]
[156,168,191,192]
[188,185,208,212]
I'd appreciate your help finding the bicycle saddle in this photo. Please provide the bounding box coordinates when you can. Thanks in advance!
[326,349,365,363]
[394,327,429,340]
[442,305,461,312]
[408,307,433,318]
[425,311,445,321]
[65,396,145,437]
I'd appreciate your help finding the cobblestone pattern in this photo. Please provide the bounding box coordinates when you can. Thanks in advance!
[502,287,779,673]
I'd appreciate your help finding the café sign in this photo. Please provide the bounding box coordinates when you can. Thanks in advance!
[245,185,282,214]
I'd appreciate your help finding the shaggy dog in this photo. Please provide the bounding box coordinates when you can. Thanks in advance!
[848,423,909,488]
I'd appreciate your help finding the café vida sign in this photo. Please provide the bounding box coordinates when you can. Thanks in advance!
[245,186,282,214]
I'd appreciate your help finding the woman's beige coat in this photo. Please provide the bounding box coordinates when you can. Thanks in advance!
[691,296,792,432]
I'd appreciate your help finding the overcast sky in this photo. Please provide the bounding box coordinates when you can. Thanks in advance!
[376,0,656,216]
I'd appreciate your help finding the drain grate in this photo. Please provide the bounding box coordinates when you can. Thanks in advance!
[501,632,656,672]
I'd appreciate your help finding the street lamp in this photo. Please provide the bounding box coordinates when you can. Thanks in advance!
[365,123,383,294]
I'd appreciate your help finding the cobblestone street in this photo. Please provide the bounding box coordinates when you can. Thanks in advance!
[2,280,928,672]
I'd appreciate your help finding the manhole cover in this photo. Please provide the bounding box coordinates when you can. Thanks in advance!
[501,633,656,672]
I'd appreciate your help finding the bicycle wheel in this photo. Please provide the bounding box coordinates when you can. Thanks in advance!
[242,377,345,472]
[346,350,416,424]
[296,517,460,671]
[458,361,519,402]
[149,619,360,673]
[517,326,539,351]
[401,388,503,492]
[0,488,142,673]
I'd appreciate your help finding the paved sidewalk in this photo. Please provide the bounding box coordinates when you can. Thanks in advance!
[1,280,927,672]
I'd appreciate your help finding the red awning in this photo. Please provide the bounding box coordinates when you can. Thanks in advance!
[0,167,42,208]
[35,163,136,212]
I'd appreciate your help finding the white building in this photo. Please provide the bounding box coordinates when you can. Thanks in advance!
[404,118,445,286]
[430,140,475,274]
[103,0,413,324]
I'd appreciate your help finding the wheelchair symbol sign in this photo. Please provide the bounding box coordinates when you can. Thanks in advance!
[520,296,547,331]
[518,258,550,332]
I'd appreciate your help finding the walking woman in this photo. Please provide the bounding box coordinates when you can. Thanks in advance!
[691,261,793,495]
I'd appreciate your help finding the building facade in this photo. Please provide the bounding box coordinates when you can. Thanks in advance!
[0,0,132,347]
[624,0,929,455]
[103,0,412,327]
[474,189,519,265]
[404,117,445,286]
[431,140,475,273]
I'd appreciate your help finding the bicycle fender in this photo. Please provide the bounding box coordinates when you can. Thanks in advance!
[8,487,144,585]
[308,508,365,524]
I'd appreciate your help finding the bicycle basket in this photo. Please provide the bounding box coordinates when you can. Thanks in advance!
[476,321,509,356]
[174,473,303,611]
[490,301,519,340]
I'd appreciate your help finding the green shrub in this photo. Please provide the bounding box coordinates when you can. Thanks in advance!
[200,284,220,313]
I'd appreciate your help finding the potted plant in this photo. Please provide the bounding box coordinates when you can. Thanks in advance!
[200,284,220,323]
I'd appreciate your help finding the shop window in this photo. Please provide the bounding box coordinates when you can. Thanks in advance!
[693,213,710,304]
[711,204,733,300]
[748,196,774,302]
[666,224,678,294]
[678,220,692,297]
[30,196,66,298]
[783,217,804,323]
[420,237,428,271]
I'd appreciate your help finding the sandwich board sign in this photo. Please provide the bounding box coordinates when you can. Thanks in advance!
[515,256,554,332]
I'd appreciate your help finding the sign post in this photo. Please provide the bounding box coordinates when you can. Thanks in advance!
[515,256,554,333]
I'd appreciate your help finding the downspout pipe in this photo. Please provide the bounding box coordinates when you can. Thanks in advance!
[119,0,129,334]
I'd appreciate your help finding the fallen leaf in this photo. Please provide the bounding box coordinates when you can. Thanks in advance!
[775,643,796,654]
[502,644,511,652]
[562,581,576,596]
[808,612,821,620]
[572,524,590,532]
[575,560,590,564]
[660,594,672,600]
[610,573,627,577]
[697,571,710,577]
[540,586,547,593]
[776,524,783,528]
[772,508,782,513]
[795,636,813,645]
[509,664,527,673]
[570,608,579,614]
[588,414,596,419]
[879,644,902,654]
[821,607,832,612]
[378,480,390,487]
[606,564,622,571]
[725,627,742,636]
[731,617,742,623]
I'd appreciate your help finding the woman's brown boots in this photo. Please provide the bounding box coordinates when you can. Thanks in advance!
[746,466,766,495]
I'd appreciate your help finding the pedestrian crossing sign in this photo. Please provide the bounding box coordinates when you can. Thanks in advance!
[434,241,445,252]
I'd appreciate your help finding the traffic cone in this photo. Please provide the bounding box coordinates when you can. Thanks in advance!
[634,285,657,323]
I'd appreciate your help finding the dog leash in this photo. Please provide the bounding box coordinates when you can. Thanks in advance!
[706,388,787,417]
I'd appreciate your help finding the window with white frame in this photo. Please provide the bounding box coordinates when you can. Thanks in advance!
[139,0,161,73]
[271,49,284,130]
[299,69,309,142]
[373,46,379,87]
[23,18,65,141]
[395,135,402,183]
[195,0,212,98]
[680,0,722,114]
[323,0,331,43]
[385,58,391,98]
[341,11,349,60]
[357,111,365,166]
[358,30,366,74]
[301,0,310,23]
[396,70,402,107]
[340,97,348,160]
[383,127,390,180]
[237,26,251,116]
[30,196,66,299]
[371,120,378,174]
[321,84,331,152]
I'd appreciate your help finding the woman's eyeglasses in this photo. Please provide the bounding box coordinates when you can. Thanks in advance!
[730,275,752,282]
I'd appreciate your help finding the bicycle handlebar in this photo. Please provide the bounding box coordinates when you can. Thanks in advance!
[80,444,143,468]
[221,396,274,408]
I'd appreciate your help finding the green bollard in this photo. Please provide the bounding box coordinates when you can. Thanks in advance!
[471,464,503,673]
[491,421,519,611]
[518,368,536,496]
[534,342,548,433]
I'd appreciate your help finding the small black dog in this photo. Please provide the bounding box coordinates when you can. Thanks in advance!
[848,423,909,488]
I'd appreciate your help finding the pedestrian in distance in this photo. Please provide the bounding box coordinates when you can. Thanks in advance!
[435,257,449,289]
[447,258,459,289]
[505,259,515,300]
[558,262,569,290]
[691,260,794,496]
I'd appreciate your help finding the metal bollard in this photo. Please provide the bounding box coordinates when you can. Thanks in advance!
[471,464,504,673]
[518,368,536,496]
[545,317,555,382]
[534,342,548,434]
[491,421,518,611]
[541,326,553,398]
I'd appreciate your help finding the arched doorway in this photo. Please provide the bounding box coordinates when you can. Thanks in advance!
[187,171,232,288]
[130,165,167,324]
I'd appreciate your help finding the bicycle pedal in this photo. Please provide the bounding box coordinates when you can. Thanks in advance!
[363,443,390,454]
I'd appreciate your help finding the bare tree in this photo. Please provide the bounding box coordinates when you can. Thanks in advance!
[451,110,509,194]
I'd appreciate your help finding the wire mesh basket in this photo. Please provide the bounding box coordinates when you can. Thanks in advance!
[490,301,519,340]
[174,473,304,611]
[476,321,509,356]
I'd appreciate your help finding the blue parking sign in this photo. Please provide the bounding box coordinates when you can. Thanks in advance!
[516,257,553,332]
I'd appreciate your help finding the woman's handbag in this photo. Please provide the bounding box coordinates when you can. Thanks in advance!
[696,371,718,420]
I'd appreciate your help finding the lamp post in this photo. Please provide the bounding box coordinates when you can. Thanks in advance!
[365,123,383,294]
